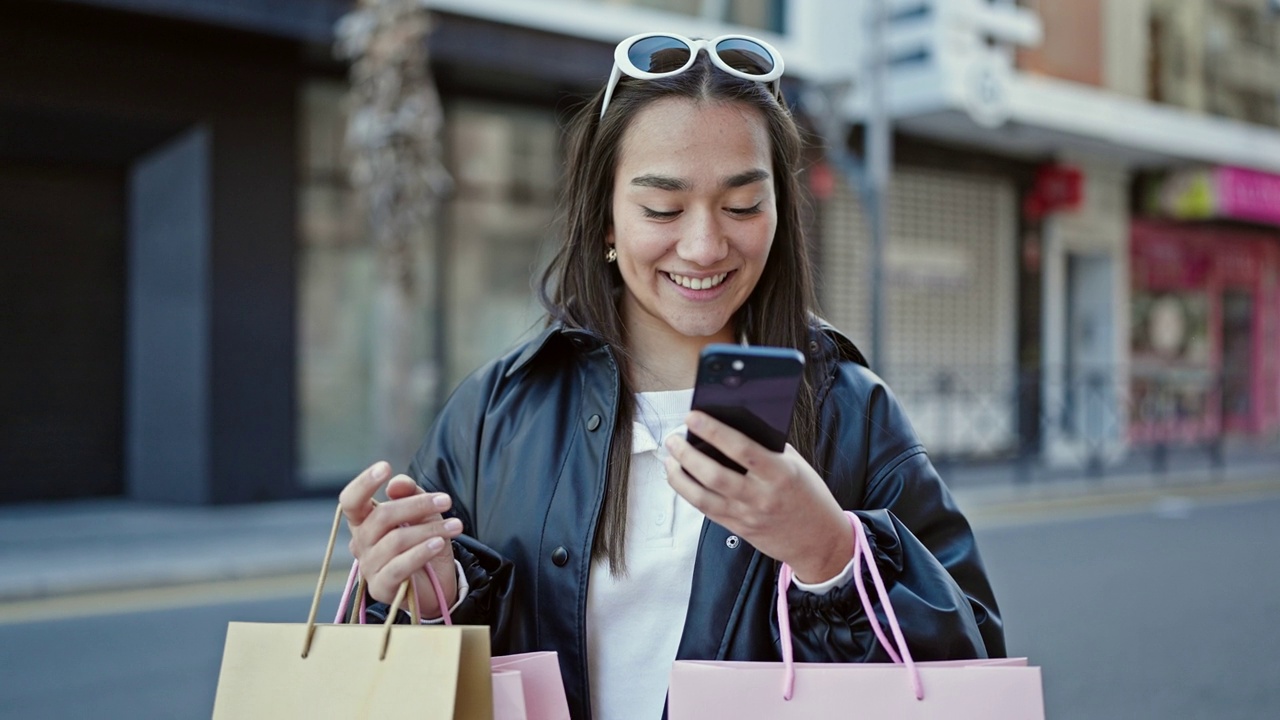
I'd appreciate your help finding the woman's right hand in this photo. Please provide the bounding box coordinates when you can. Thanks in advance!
[338,461,462,619]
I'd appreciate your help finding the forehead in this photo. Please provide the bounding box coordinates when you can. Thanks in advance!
[615,97,772,177]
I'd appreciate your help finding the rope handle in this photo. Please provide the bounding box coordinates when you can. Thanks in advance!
[302,502,437,660]
[775,511,923,701]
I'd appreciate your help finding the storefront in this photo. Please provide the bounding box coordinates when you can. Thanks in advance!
[817,141,1030,458]
[1131,167,1280,443]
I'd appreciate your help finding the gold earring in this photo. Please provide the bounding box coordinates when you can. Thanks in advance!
[605,247,618,263]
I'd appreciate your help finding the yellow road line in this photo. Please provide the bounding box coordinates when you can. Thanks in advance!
[967,478,1280,529]
[0,570,350,625]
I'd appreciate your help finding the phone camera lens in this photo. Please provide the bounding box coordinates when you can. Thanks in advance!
[709,361,723,373]
[723,375,743,388]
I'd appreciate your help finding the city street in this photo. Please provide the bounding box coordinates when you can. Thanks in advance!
[2,492,1278,719]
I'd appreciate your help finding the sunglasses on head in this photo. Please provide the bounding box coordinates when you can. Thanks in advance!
[600,32,786,119]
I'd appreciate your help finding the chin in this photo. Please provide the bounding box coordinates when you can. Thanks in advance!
[668,316,733,340]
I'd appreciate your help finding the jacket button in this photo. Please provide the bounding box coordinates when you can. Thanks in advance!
[586,414,602,431]
[551,547,569,566]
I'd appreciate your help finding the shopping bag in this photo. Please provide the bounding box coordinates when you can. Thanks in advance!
[490,652,572,720]
[317,504,570,720]
[212,505,493,720]
[668,511,1045,719]
[409,552,571,720]
[491,669,529,720]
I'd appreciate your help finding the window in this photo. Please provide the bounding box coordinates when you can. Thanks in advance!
[441,101,561,389]
[583,0,786,33]
[296,80,440,487]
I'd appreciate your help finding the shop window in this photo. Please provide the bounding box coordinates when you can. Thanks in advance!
[441,101,561,391]
[1129,290,1213,439]
[296,80,440,488]
[580,0,786,33]
[1221,290,1253,422]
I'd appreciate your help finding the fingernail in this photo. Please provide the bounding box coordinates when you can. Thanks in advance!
[686,412,703,430]
[432,495,450,510]
[426,537,445,552]
[443,518,463,533]
[372,462,390,481]
[664,436,677,451]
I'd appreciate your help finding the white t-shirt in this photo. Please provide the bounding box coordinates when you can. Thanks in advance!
[583,389,860,719]
[586,388,701,720]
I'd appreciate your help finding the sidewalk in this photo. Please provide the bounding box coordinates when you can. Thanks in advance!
[0,497,344,602]
[1,459,1277,603]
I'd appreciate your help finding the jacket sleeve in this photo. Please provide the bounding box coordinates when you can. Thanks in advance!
[363,365,516,631]
[781,364,1006,662]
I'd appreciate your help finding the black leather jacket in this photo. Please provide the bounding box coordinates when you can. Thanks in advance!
[372,322,1004,719]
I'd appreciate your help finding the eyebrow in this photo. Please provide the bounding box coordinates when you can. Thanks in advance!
[629,169,771,192]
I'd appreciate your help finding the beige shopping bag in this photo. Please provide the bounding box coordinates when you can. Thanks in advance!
[212,506,494,720]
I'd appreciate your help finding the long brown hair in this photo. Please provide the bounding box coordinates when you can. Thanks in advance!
[538,54,820,575]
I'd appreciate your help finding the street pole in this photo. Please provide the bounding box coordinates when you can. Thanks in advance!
[866,0,892,372]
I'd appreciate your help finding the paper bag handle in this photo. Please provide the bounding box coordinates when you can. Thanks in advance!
[302,503,422,660]
[776,511,923,701]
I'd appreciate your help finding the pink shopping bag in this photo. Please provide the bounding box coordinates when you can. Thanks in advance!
[491,670,528,720]
[668,511,1044,719]
[336,555,571,720]
[490,652,572,720]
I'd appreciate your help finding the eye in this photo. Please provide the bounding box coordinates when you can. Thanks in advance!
[641,206,680,219]
[727,203,762,217]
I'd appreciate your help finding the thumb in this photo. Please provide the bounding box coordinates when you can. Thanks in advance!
[385,475,425,500]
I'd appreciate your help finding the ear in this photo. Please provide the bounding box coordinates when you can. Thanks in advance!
[605,226,615,250]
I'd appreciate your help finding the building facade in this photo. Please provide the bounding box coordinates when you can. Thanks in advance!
[5,0,1279,505]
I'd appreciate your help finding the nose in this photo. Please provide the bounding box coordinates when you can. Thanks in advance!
[676,209,729,266]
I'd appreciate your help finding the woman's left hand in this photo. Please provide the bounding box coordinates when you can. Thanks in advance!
[663,411,854,583]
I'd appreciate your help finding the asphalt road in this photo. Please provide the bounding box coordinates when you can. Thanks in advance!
[1,493,1277,719]
[979,493,1280,720]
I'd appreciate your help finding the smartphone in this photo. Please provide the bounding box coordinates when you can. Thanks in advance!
[687,344,805,474]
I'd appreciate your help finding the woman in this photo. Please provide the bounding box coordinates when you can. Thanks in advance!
[339,32,1004,720]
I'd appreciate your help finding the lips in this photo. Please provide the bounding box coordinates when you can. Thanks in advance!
[665,271,729,291]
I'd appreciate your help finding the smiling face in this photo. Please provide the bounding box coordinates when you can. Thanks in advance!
[608,97,777,352]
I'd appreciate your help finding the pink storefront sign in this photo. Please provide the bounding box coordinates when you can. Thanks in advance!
[1216,167,1280,227]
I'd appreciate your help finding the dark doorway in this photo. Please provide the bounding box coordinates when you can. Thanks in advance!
[0,161,127,502]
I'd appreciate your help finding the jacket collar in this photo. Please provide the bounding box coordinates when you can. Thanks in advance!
[504,318,867,380]
[811,319,870,368]
[504,322,602,379]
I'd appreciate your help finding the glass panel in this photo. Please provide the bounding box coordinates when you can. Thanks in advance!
[1221,290,1253,420]
[1130,290,1213,436]
[442,102,561,390]
[582,0,785,32]
[296,80,440,487]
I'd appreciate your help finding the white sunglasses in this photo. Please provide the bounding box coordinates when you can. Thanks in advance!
[600,32,786,119]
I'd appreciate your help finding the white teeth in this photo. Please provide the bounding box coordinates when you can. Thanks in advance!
[668,272,728,290]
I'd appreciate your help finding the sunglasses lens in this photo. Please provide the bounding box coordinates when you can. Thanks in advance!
[627,36,693,74]
[713,38,775,76]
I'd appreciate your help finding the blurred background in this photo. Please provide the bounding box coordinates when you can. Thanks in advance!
[1,0,1278,718]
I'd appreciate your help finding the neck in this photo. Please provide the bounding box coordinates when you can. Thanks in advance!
[624,314,735,392]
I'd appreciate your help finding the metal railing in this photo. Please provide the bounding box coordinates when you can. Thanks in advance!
[881,364,1280,486]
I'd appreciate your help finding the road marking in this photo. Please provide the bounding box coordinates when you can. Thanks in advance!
[0,571,349,625]
[966,479,1280,529]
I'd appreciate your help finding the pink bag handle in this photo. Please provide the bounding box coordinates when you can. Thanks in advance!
[333,495,454,627]
[336,557,452,626]
[776,511,923,701]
